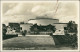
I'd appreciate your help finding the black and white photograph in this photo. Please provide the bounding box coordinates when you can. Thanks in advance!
[1,0,79,50]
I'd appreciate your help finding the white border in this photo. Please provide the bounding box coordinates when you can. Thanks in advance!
[1,0,80,52]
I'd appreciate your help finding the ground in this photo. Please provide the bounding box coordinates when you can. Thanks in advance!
[3,35,77,50]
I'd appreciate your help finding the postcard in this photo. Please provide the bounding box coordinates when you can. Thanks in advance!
[0,0,80,52]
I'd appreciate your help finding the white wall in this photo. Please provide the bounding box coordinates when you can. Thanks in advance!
[20,24,33,32]
[28,19,59,25]
[53,24,67,35]
[54,24,67,30]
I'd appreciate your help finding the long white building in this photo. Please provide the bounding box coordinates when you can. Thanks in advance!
[20,17,68,35]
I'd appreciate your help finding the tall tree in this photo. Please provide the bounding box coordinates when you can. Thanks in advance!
[47,24,56,33]
[2,24,7,36]
[67,21,77,33]
[30,24,39,34]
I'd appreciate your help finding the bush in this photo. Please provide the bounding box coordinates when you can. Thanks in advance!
[52,34,77,46]
[22,30,27,36]
[3,34,18,40]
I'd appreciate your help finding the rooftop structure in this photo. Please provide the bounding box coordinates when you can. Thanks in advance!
[28,17,59,25]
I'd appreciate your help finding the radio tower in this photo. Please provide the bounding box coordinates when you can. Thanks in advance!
[54,0,59,17]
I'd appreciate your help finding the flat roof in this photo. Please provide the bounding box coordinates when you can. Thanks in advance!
[54,23,68,24]
[28,18,59,21]
[20,23,33,25]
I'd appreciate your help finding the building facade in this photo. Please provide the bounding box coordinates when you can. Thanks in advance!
[28,18,59,26]
[27,18,68,35]
[8,23,20,32]
[20,23,33,33]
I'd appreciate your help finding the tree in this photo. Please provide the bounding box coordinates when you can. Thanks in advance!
[47,24,56,33]
[67,21,77,33]
[30,24,39,34]
[22,30,27,36]
[66,21,78,47]
[2,24,7,36]
[30,24,56,34]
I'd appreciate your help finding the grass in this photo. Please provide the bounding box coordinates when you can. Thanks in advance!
[3,36,78,50]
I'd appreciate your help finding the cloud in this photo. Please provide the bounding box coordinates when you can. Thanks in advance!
[2,3,17,14]
[31,5,41,12]
[59,16,77,23]
[31,5,48,16]
[2,1,79,25]
[2,15,36,26]
[5,3,23,15]
[31,2,61,17]
[4,3,34,15]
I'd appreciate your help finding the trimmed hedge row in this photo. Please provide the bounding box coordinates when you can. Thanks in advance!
[3,34,18,40]
[51,34,77,47]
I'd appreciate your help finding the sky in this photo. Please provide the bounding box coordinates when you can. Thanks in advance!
[1,1,79,26]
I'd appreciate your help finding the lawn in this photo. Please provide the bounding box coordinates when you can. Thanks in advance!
[3,36,77,50]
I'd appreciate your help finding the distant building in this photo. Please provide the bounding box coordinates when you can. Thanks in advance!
[6,26,16,35]
[20,23,33,32]
[28,17,59,25]
[27,17,68,35]
[54,23,67,30]
[8,23,20,32]
[53,23,68,35]
[6,17,77,35]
